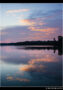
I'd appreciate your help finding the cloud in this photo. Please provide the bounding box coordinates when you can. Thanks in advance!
[1,24,61,44]
[27,9,62,31]
[19,51,59,73]
[7,76,14,80]
[7,76,30,82]
[19,64,44,72]
[28,26,58,32]
[28,58,57,65]
[19,18,46,26]
[19,9,60,34]
[19,57,45,72]
[6,9,29,14]
[29,9,62,19]
[20,19,36,26]
[16,78,30,82]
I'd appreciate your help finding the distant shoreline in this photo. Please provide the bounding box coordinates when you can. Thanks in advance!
[0,36,62,47]
[0,41,58,46]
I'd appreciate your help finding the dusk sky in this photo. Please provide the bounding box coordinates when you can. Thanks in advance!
[0,3,63,43]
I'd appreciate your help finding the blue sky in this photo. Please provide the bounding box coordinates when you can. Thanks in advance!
[0,3,63,42]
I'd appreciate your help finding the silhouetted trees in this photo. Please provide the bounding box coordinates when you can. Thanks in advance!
[0,36,63,48]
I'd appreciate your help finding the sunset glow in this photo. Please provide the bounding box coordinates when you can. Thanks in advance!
[0,3,62,87]
[0,3,62,43]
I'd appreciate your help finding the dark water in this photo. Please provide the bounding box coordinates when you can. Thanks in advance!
[0,46,62,86]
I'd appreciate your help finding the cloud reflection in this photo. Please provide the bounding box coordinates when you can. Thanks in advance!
[19,64,45,72]
[28,58,57,65]
[7,76,14,80]
[7,76,30,82]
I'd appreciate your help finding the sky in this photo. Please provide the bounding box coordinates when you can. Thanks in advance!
[0,3,63,43]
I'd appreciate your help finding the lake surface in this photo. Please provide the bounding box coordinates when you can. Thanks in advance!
[0,46,62,87]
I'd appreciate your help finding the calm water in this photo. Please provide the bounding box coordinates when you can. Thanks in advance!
[0,46,62,86]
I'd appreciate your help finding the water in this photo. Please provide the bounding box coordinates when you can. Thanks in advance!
[0,46,62,87]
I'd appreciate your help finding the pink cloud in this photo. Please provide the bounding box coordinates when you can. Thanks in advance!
[28,57,57,65]
[19,18,46,26]
[6,9,29,14]
[28,26,58,32]
[20,19,36,26]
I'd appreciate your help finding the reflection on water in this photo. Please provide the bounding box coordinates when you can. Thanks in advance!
[0,46,62,86]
